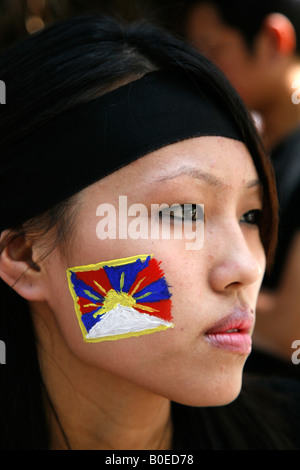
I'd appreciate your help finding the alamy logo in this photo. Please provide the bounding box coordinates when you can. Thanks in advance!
[0,80,6,104]
[95,196,205,251]
[291,340,300,365]
[292,80,300,105]
[0,340,6,364]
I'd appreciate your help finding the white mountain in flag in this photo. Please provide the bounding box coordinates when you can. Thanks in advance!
[86,303,173,340]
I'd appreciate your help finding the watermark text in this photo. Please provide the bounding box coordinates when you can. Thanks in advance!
[291,80,300,105]
[96,196,204,251]
[0,80,5,104]
[291,340,300,365]
[0,340,6,365]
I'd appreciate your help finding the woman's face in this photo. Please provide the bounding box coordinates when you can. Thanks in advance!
[38,136,266,407]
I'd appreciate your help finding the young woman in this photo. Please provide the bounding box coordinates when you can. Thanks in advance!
[0,15,298,450]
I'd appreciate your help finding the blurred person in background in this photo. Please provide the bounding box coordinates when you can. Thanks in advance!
[168,0,300,378]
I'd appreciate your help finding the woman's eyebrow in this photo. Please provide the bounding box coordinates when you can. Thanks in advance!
[154,165,261,189]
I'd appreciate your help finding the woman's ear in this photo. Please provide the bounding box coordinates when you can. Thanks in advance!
[262,13,297,56]
[0,231,45,301]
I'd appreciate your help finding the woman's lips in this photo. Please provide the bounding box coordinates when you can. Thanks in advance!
[204,308,254,355]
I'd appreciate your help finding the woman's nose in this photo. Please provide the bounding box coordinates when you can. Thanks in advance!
[207,225,265,293]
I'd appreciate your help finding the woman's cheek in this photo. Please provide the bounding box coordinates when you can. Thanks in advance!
[65,253,173,344]
[42,235,203,360]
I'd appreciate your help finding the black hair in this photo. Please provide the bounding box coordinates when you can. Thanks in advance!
[0,15,278,449]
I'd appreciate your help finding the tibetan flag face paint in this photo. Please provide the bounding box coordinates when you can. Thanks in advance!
[67,254,173,342]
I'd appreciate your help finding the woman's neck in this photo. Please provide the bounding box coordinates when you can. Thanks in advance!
[46,369,172,450]
[32,301,172,450]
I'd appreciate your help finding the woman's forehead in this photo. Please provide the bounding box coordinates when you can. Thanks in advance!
[113,136,257,180]
[85,136,260,202]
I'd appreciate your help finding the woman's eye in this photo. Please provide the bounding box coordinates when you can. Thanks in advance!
[240,209,262,226]
[160,204,204,222]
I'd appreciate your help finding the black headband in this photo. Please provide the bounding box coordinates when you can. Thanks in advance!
[0,70,244,232]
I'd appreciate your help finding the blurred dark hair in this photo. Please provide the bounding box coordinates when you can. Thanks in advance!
[0,15,278,449]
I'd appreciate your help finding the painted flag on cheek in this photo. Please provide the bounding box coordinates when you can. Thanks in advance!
[67,254,173,342]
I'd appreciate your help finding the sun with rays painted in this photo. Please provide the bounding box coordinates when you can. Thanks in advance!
[67,254,173,342]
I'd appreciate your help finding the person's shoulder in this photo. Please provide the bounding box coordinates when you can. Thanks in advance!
[227,375,300,448]
[242,374,300,404]
[172,376,300,449]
